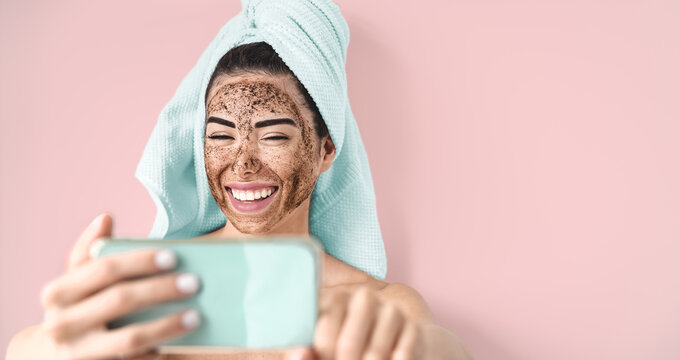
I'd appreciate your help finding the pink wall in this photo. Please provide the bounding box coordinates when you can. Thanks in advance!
[2,1,679,358]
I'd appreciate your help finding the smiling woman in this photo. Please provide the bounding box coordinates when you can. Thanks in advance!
[186,42,472,360]
[200,45,335,236]
[5,1,474,359]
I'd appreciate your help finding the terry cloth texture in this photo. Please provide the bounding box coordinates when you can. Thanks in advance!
[135,0,387,279]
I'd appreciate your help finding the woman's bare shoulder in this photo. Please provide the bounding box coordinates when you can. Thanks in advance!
[321,252,386,289]
[321,253,433,320]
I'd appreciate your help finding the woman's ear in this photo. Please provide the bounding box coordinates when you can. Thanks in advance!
[319,135,336,173]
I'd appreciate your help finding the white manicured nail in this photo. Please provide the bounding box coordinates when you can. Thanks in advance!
[182,309,201,330]
[88,214,105,231]
[154,249,177,270]
[176,273,200,294]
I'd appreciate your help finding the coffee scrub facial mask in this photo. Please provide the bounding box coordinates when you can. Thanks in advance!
[203,74,322,233]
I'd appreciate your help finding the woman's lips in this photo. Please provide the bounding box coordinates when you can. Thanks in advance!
[226,186,279,213]
[227,182,278,191]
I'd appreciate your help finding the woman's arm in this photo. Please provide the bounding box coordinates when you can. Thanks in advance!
[420,322,475,360]
[379,283,474,360]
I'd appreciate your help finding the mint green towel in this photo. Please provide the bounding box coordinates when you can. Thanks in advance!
[135,0,386,279]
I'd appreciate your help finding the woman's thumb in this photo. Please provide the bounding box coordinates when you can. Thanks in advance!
[67,213,113,271]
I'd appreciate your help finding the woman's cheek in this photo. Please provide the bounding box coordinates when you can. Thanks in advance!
[287,144,319,205]
[205,143,235,165]
[259,144,297,174]
[204,144,234,202]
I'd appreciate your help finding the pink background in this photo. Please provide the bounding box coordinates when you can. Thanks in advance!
[1,0,679,358]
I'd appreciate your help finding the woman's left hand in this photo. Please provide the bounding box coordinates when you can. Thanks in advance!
[312,286,425,360]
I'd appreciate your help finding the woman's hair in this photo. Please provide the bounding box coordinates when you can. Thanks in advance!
[205,41,329,139]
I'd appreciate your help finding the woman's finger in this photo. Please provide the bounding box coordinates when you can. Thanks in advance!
[67,213,113,271]
[334,287,379,360]
[314,290,350,360]
[43,272,200,340]
[68,309,200,360]
[363,303,405,360]
[391,321,423,360]
[41,248,177,309]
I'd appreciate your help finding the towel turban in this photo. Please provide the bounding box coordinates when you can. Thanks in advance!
[135,0,387,279]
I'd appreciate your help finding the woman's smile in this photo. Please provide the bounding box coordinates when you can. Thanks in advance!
[225,183,280,213]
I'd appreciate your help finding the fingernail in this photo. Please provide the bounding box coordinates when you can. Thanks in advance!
[88,214,104,229]
[176,273,200,294]
[181,309,201,330]
[154,249,177,270]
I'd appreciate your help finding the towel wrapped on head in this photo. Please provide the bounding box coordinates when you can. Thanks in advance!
[135,0,387,279]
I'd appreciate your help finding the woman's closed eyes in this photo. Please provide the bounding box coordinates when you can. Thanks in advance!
[206,134,291,141]
[207,135,234,140]
[262,134,289,141]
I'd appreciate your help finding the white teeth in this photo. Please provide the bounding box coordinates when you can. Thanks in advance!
[231,187,275,201]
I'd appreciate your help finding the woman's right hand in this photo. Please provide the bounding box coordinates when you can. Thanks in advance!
[6,213,202,360]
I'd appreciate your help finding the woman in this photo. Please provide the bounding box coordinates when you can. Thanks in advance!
[7,2,473,359]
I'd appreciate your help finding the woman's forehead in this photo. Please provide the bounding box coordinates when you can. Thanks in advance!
[205,72,316,130]
[206,72,300,106]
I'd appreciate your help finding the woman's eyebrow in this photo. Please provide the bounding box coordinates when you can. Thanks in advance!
[254,118,297,128]
[207,116,297,128]
[207,116,235,128]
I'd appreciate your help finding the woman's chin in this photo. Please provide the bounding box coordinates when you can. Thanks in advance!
[229,218,278,235]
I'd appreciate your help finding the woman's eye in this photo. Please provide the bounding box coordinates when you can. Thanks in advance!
[263,135,289,141]
[208,135,234,140]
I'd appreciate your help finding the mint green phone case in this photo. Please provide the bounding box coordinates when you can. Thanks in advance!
[90,237,322,352]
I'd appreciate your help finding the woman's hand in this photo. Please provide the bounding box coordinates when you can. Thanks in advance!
[312,286,425,360]
[7,213,202,360]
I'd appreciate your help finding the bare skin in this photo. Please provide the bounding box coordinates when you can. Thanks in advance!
[6,72,474,360]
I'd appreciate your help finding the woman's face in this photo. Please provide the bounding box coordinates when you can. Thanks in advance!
[204,72,329,233]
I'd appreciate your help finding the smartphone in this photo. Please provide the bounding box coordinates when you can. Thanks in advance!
[89,236,322,352]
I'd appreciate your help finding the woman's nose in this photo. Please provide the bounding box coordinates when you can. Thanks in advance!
[233,149,261,178]
[234,158,261,177]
